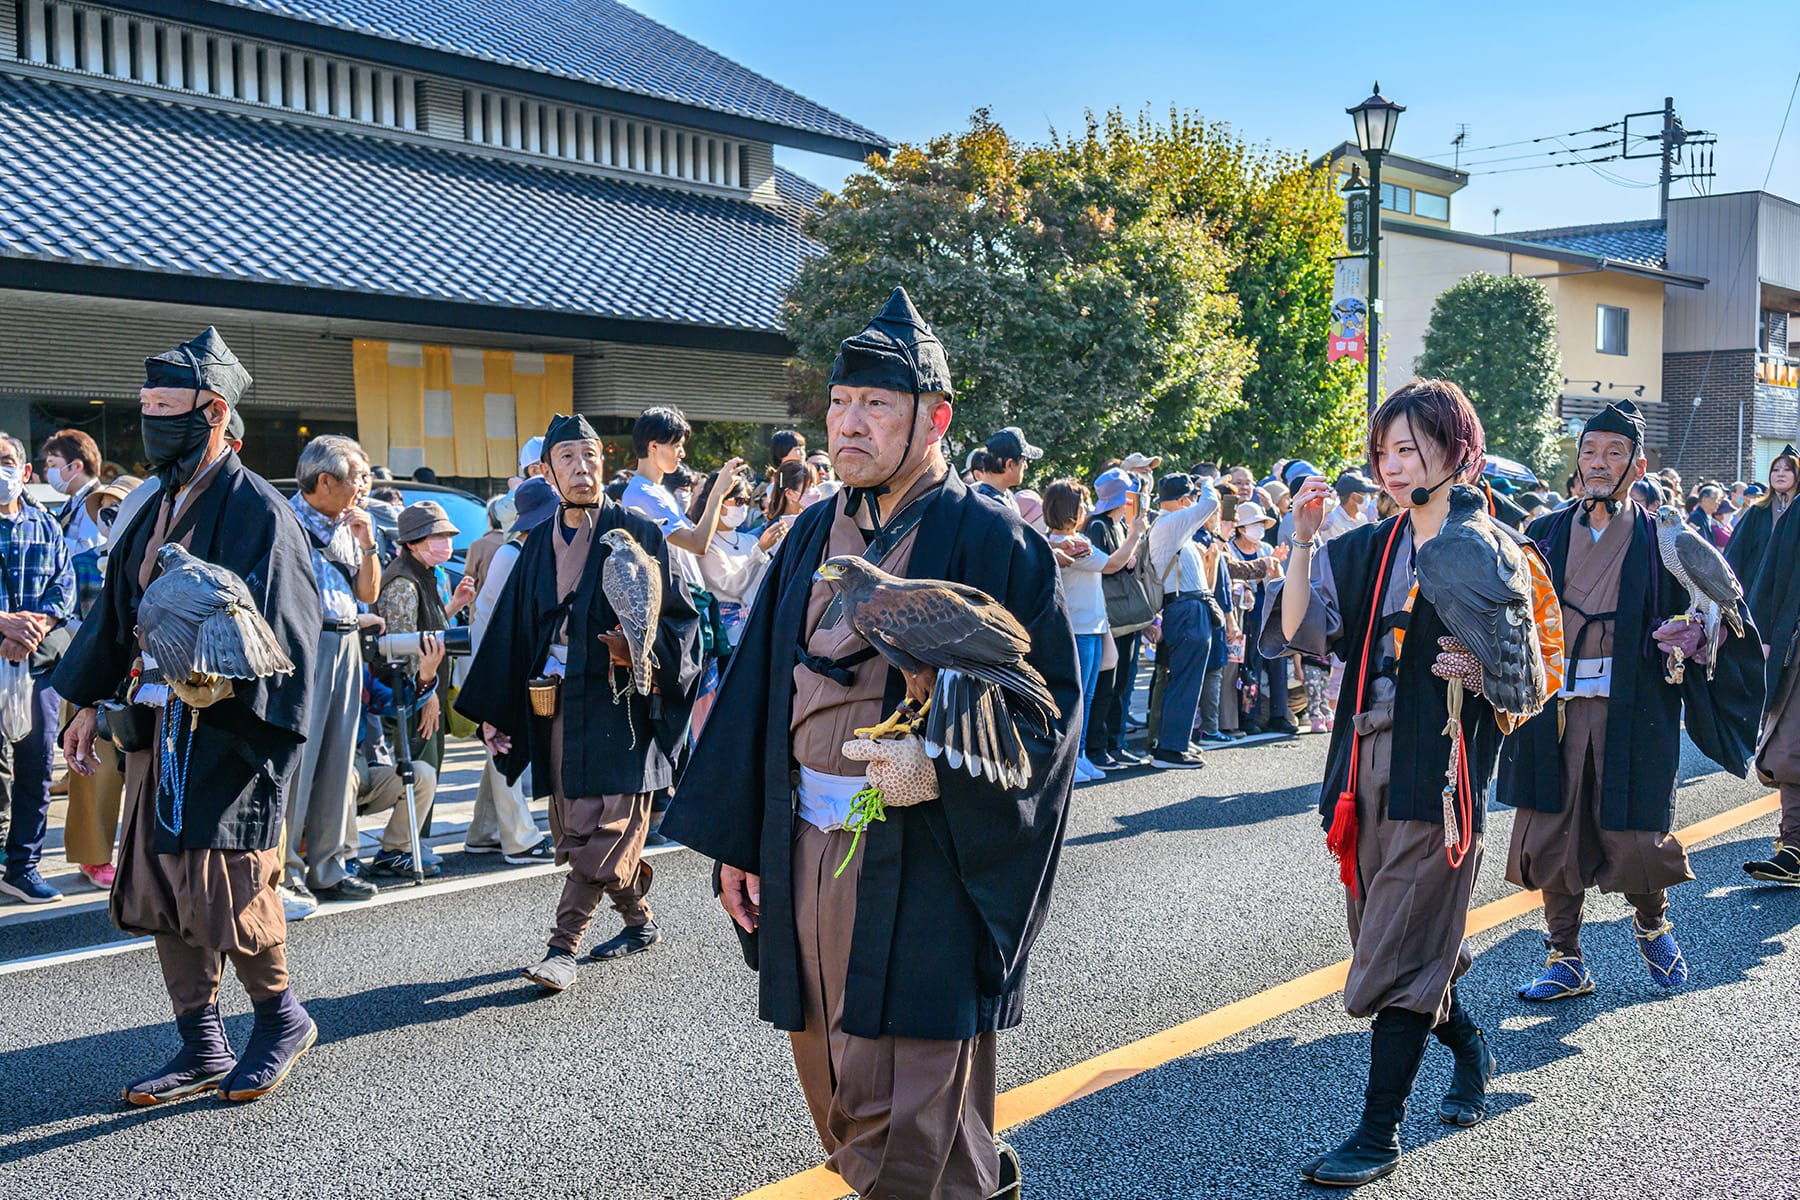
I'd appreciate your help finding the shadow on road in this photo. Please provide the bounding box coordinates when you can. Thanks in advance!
[1010,837,1800,1198]
[0,968,537,1156]
[1065,782,1321,846]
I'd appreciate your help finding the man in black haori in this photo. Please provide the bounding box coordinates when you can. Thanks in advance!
[55,327,320,1104]
[1499,399,1763,999]
[666,288,1079,1199]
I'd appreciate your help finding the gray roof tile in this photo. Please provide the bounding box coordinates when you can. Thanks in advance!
[0,73,820,334]
[1507,219,1667,270]
[206,0,887,150]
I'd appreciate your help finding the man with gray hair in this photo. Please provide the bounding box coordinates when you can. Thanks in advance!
[283,434,382,911]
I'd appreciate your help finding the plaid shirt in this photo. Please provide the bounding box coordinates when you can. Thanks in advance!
[0,500,77,623]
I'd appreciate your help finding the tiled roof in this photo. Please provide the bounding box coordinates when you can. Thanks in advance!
[206,0,887,151]
[1507,219,1667,270]
[0,73,819,335]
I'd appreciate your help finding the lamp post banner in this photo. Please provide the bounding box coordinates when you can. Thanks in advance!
[1329,256,1369,364]
[1346,192,1371,254]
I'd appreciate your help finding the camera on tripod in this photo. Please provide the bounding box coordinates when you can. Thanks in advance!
[362,626,472,664]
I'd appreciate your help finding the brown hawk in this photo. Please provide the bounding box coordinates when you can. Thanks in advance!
[813,556,1059,789]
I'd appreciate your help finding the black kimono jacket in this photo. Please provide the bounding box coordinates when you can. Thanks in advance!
[455,501,701,798]
[1725,499,1780,588]
[663,471,1081,1042]
[1497,504,1763,833]
[50,453,319,854]
[1747,498,1800,700]
[1312,516,1503,833]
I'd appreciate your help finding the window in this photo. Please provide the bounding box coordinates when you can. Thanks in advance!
[1413,190,1449,221]
[1597,305,1630,356]
[1379,182,1412,214]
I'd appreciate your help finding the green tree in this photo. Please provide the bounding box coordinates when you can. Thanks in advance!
[1414,272,1564,477]
[781,110,1255,479]
[1065,109,1367,472]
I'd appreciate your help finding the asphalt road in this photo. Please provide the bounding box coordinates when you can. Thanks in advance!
[2,730,1794,1200]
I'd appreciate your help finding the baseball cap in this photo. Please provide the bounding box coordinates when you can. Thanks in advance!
[1157,473,1196,504]
[986,427,1043,462]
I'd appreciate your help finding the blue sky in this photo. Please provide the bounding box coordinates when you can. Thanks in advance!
[638,0,1798,234]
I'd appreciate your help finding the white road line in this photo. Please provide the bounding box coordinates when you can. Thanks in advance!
[0,840,691,976]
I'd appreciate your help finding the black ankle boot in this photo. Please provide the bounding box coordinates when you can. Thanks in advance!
[1305,1008,1433,1187]
[123,1003,236,1106]
[1433,996,1497,1127]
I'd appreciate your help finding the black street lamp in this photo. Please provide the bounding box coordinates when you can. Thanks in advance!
[1348,83,1404,414]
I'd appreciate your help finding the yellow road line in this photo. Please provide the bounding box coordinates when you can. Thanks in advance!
[738,790,1782,1200]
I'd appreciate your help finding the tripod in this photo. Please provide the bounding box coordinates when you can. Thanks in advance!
[384,661,428,887]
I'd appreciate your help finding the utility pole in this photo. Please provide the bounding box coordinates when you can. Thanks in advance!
[1659,96,1675,220]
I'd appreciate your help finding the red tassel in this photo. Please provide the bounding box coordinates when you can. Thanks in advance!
[1325,789,1360,898]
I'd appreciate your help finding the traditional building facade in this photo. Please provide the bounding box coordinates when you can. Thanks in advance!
[0,0,885,484]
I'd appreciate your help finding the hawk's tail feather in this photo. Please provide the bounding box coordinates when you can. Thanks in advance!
[923,669,1033,788]
[194,608,294,680]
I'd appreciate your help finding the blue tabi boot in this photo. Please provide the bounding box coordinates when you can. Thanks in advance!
[218,990,318,1102]
[122,1004,236,1106]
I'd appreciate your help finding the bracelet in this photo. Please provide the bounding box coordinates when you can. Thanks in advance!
[1287,535,1320,552]
[361,543,379,556]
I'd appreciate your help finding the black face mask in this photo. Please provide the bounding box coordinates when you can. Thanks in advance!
[141,405,216,488]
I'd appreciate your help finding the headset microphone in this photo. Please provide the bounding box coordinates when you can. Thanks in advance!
[1408,461,1468,508]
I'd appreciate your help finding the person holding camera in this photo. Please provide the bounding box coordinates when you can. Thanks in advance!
[282,435,381,910]
[376,502,469,819]
[54,327,320,1105]
[457,414,703,990]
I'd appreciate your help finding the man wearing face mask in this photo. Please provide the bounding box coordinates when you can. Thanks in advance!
[1497,400,1764,1001]
[665,287,1080,1200]
[52,327,320,1104]
[457,414,702,990]
[0,431,77,905]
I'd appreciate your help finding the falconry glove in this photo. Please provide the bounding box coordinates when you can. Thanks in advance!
[841,734,939,808]
[1430,636,1486,699]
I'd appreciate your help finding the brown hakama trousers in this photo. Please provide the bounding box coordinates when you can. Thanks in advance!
[789,821,999,1200]
[1343,701,1482,1024]
[112,745,288,1015]
[1506,697,1692,956]
[543,713,653,953]
[1755,662,1800,845]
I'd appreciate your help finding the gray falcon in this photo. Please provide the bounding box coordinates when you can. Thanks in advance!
[1654,504,1746,681]
[598,527,660,698]
[1414,484,1547,718]
[137,543,295,709]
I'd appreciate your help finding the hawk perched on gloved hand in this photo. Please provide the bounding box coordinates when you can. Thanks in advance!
[813,556,1059,789]
[137,544,295,709]
[1414,485,1546,718]
[598,527,660,698]
[1654,505,1745,681]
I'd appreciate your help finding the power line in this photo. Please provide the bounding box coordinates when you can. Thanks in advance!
[1423,121,1621,160]
[1458,140,1619,170]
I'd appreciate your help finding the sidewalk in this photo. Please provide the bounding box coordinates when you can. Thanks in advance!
[2,735,515,925]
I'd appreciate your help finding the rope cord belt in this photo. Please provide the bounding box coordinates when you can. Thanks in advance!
[1326,519,1405,899]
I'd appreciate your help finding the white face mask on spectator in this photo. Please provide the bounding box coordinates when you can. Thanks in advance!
[720,505,748,529]
[0,466,22,505]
